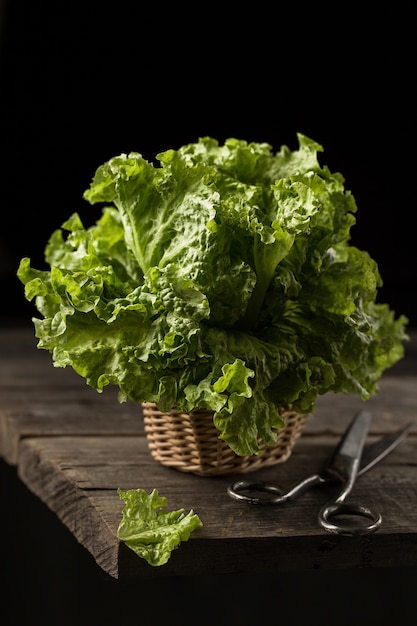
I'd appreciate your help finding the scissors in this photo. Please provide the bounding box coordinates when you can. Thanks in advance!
[227,410,413,536]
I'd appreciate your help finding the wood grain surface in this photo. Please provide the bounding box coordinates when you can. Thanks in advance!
[1,328,416,578]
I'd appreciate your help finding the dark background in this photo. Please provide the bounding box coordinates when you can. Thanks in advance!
[1,2,415,329]
[1,3,416,625]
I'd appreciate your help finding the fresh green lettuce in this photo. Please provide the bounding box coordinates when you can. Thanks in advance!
[117,488,202,566]
[17,134,408,456]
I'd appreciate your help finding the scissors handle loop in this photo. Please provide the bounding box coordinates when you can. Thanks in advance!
[227,480,284,504]
[318,502,382,535]
[227,474,325,505]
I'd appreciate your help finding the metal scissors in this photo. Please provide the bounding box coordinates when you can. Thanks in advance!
[227,410,413,536]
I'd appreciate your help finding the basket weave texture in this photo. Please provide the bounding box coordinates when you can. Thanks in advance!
[142,402,308,477]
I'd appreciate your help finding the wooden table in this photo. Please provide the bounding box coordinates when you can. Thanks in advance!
[1,327,416,580]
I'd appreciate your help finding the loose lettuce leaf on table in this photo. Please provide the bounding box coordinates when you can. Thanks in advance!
[117,488,202,566]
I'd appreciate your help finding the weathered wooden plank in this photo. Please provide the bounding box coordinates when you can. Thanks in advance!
[0,400,144,465]
[17,440,121,579]
[1,369,415,464]
[2,328,417,579]
[313,375,417,431]
[0,330,145,463]
[17,431,417,579]
[3,378,415,465]
[1,328,415,443]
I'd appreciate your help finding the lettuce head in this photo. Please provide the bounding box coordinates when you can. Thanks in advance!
[17,134,408,456]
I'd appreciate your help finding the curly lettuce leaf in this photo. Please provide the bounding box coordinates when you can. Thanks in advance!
[17,134,409,457]
[117,488,202,566]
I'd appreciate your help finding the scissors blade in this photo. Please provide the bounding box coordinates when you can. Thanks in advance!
[357,421,414,476]
[324,410,372,483]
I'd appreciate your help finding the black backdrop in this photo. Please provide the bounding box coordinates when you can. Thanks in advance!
[1,2,416,329]
[1,3,416,329]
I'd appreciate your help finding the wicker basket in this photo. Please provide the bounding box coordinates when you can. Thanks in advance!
[142,402,308,477]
